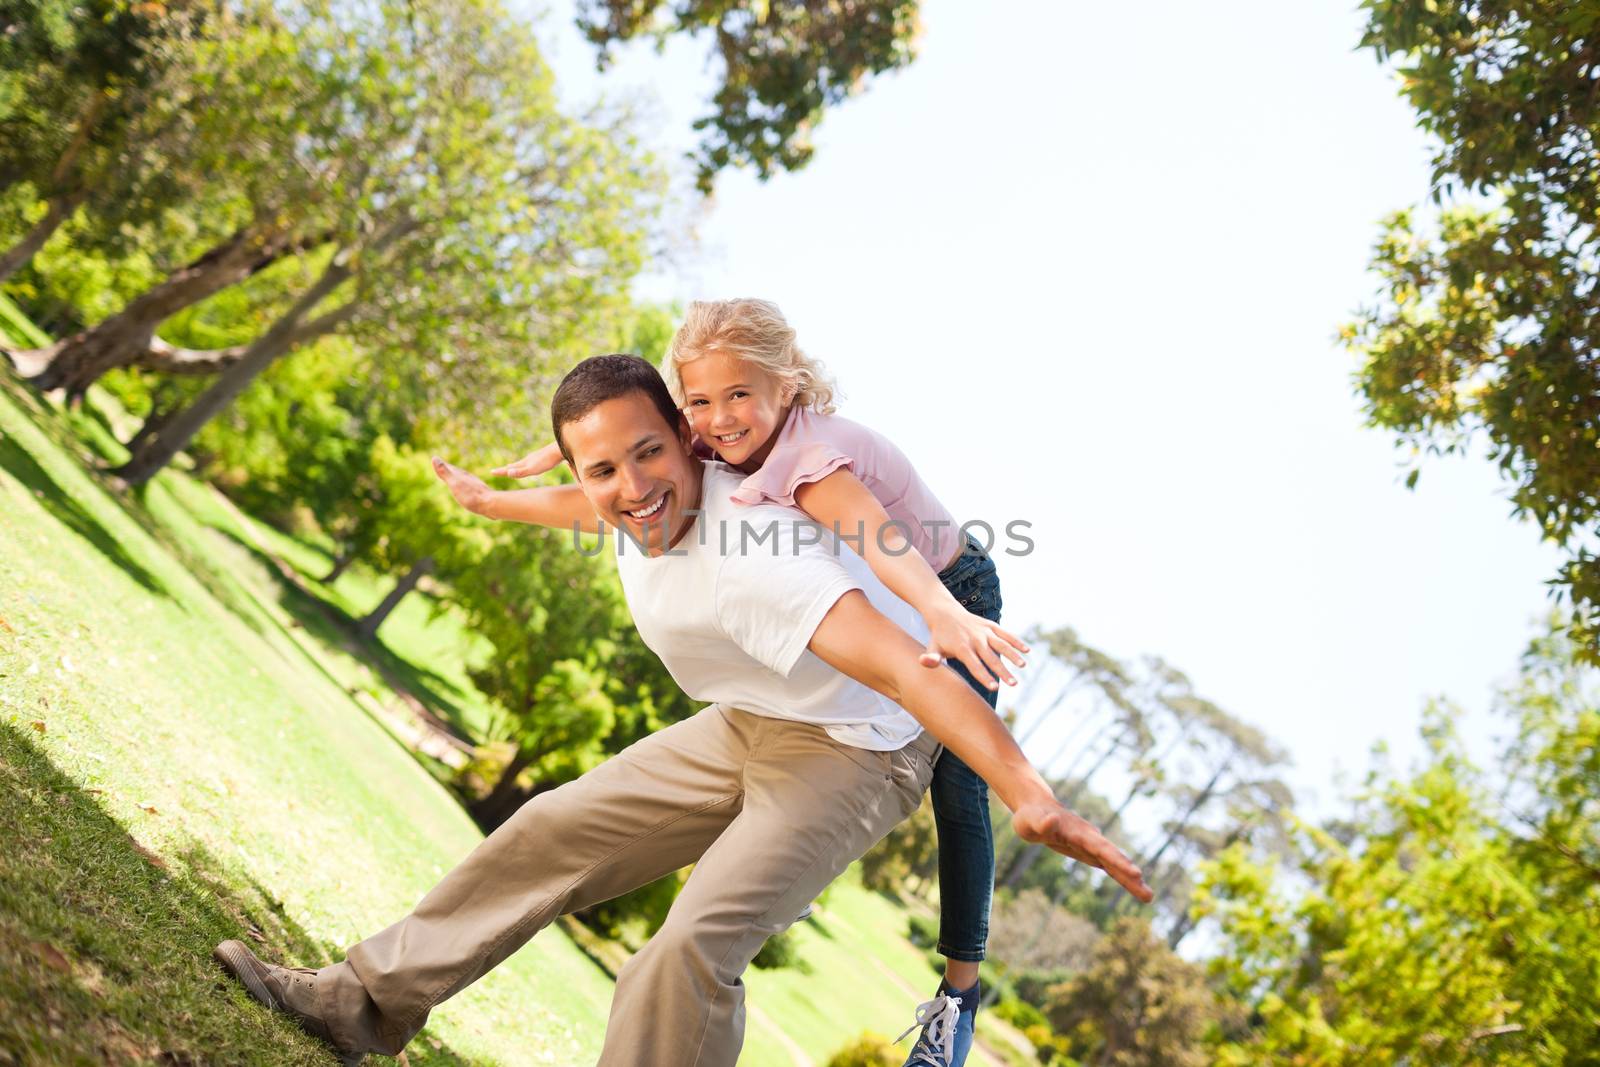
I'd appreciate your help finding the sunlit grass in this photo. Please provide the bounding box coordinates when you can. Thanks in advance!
[0,369,614,1064]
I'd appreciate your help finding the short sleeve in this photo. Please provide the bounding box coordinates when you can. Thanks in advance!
[713,515,860,676]
[730,443,854,509]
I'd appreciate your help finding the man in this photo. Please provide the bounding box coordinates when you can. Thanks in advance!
[216,354,1149,1065]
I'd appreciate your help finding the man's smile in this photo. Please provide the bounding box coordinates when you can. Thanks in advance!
[623,490,669,522]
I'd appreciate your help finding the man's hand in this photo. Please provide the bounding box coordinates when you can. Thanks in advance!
[491,441,563,479]
[432,456,494,515]
[919,606,1028,689]
[1011,801,1154,903]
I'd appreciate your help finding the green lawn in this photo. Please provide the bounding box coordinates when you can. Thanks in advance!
[0,291,1034,1065]
[0,369,615,1064]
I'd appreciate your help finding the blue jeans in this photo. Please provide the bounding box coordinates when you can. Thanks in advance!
[930,534,1002,962]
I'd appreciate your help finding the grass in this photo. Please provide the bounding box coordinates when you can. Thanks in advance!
[0,290,1037,1065]
[0,293,50,348]
[0,369,616,1064]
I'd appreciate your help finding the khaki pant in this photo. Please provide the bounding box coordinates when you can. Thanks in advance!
[316,705,937,1065]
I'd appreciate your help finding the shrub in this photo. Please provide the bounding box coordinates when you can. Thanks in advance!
[906,913,939,948]
[752,927,808,971]
[992,996,1047,1031]
[825,1032,900,1067]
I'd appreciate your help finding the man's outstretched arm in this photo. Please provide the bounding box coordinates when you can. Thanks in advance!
[432,457,602,534]
[807,589,1153,903]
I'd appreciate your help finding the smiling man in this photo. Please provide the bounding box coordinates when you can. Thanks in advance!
[216,355,1149,1066]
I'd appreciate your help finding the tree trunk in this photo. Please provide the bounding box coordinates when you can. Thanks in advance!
[323,547,358,583]
[0,191,87,285]
[125,391,188,454]
[357,556,434,640]
[111,254,356,485]
[1137,761,1229,873]
[16,224,295,395]
[470,747,534,831]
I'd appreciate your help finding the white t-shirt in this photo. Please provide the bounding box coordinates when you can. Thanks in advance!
[613,462,926,750]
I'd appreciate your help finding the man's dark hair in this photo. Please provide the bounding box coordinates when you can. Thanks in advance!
[551,354,684,467]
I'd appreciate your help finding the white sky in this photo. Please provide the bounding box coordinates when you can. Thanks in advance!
[531,0,1565,811]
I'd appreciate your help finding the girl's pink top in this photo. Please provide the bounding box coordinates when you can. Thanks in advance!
[721,406,961,571]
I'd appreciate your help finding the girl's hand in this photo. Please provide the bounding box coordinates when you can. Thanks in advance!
[432,456,494,515]
[1011,800,1153,902]
[919,606,1029,690]
[491,441,563,479]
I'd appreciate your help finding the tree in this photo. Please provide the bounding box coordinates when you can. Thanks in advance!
[448,521,630,827]
[6,0,357,392]
[859,794,937,895]
[1195,627,1600,1065]
[347,436,486,638]
[985,888,1099,978]
[576,0,922,192]
[1346,1,1600,659]
[105,0,658,486]
[0,0,205,283]
[1045,917,1219,1067]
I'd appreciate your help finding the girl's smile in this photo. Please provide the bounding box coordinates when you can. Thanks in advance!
[679,350,792,473]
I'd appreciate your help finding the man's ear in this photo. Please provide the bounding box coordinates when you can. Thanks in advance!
[676,414,695,451]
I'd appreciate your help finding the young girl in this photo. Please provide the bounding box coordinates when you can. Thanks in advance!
[487,299,1023,1067]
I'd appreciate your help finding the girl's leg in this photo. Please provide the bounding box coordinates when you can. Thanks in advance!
[928,678,997,979]
[900,541,1002,1066]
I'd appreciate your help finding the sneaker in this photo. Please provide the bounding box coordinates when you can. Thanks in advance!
[897,980,979,1067]
[214,940,363,1066]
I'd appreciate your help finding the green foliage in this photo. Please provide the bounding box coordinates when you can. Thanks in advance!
[823,1031,901,1067]
[1195,627,1600,1065]
[904,912,938,949]
[1347,1,1600,659]
[991,996,1047,1032]
[1007,968,1074,1013]
[751,926,807,971]
[860,793,936,894]
[576,0,921,192]
[575,871,683,947]
[1044,917,1217,1067]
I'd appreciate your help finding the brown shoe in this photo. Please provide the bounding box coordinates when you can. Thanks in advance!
[214,940,363,1066]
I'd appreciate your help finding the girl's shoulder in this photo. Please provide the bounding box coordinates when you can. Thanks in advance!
[785,406,902,459]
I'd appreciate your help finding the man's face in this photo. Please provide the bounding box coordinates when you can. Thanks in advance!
[563,391,702,555]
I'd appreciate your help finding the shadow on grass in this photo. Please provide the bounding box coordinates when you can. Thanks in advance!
[0,429,170,600]
[0,722,482,1066]
[207,529,482,744]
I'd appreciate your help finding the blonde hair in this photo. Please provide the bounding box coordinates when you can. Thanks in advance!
[664,298,839,414]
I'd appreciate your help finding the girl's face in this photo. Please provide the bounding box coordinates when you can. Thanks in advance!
[679,349,792,471]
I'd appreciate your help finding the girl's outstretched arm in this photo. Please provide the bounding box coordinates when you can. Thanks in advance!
[432,457,601,534]
[491,440,564,480]
[794,468,1028,689]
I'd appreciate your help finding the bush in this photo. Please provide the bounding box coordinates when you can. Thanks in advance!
[992,996,1047,1031]
[752,927,808,971]
[825,1032,900,1067]
[906,913,939,949]
[1011,968,1074,1010]
[574,872,682,949]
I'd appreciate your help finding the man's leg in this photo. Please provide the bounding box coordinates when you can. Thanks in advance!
[314,706,758,1055]
[599,712,938,1067]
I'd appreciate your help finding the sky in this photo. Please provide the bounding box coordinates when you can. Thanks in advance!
[528,0,1565,812]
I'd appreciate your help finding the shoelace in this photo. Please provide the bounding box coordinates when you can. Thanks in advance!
[896,992,960,1066]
